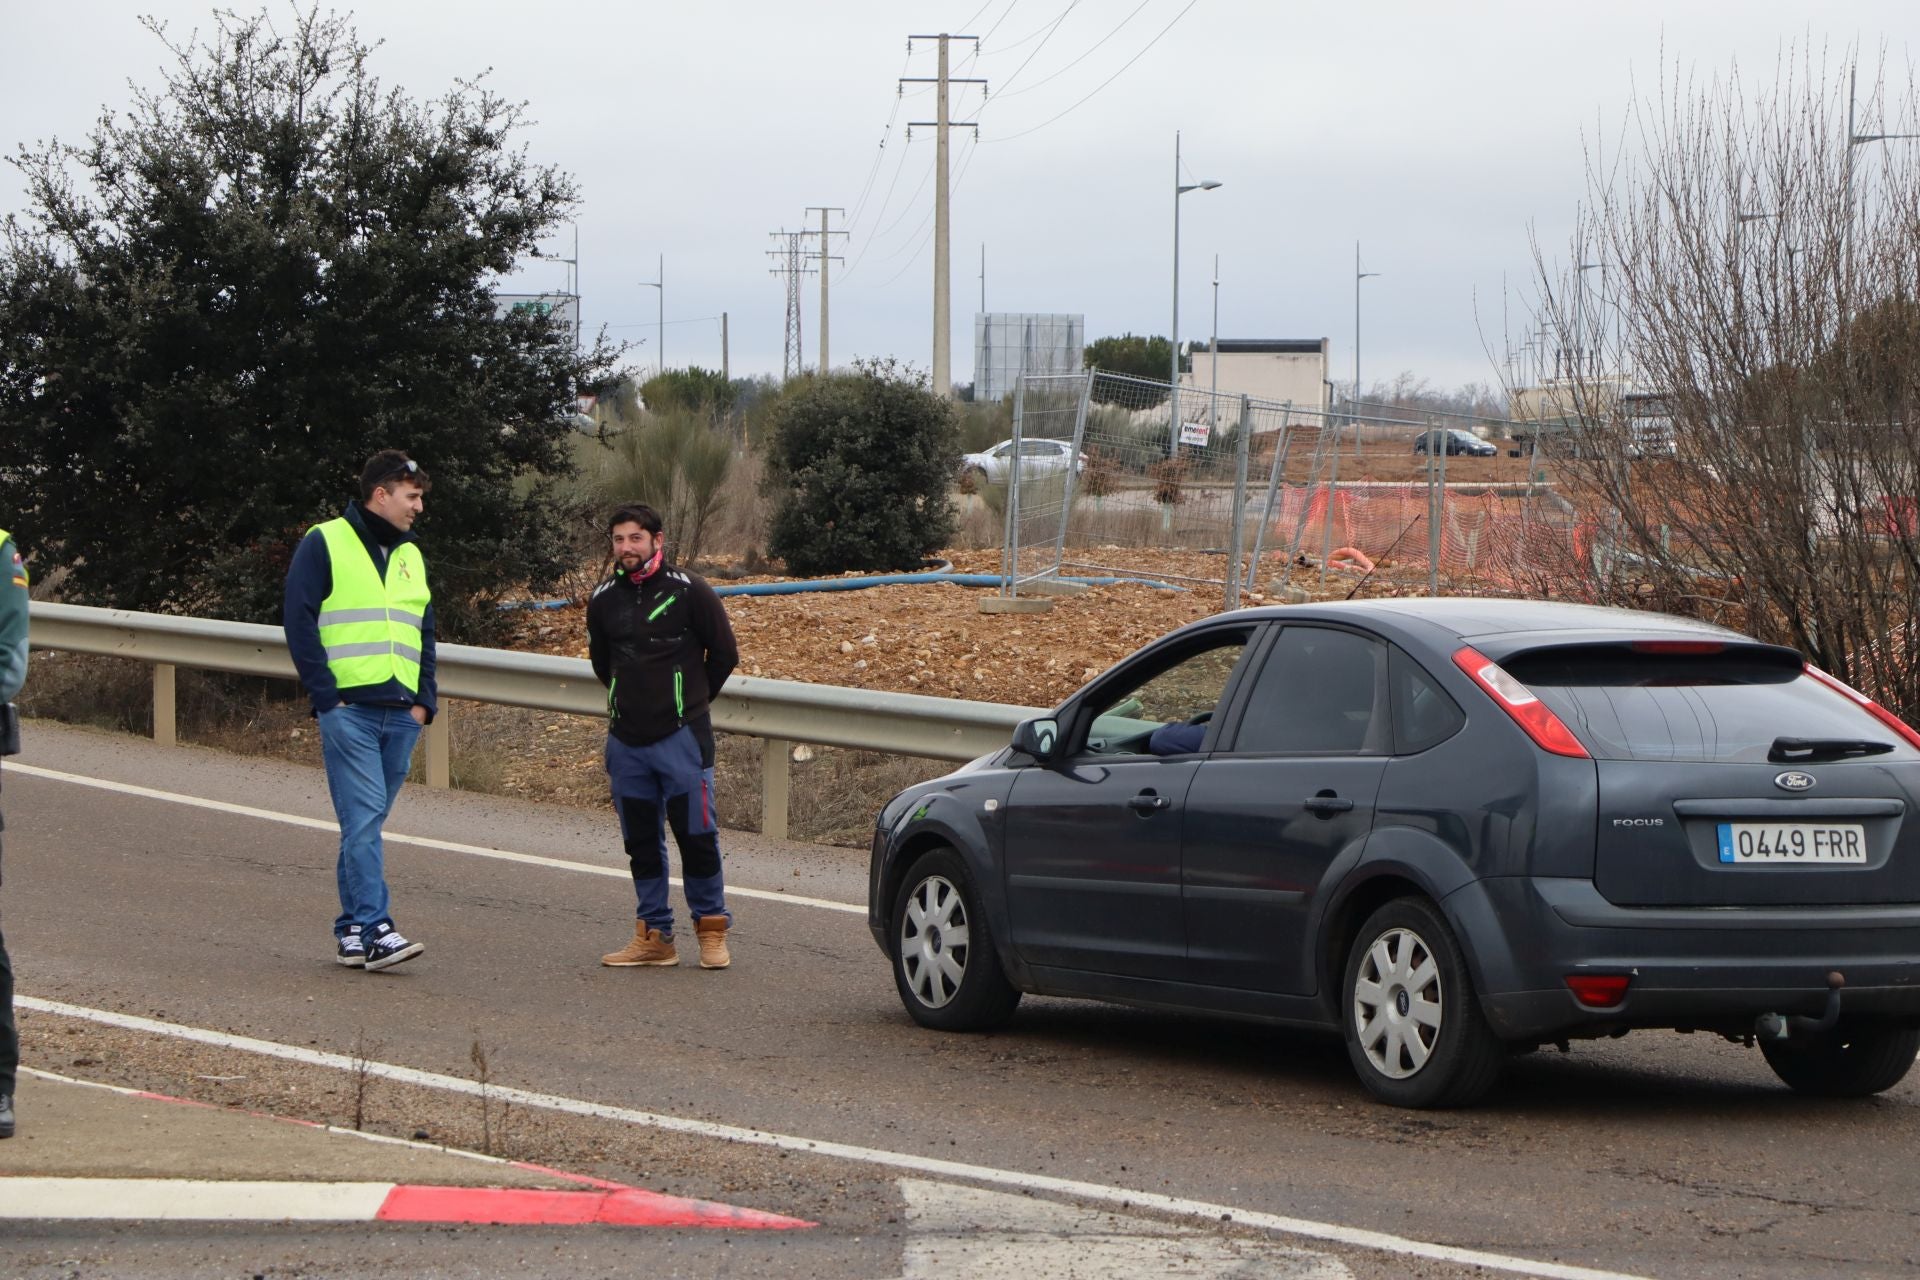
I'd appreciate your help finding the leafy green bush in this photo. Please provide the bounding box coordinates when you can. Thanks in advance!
[765,359,958,575]
[640,366,736,419]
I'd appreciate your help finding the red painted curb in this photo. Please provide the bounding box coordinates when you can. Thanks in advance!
[377,1185,816,1229]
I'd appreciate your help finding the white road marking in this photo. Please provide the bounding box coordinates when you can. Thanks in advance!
[8,762,863,916]
[0,1178,393,1221]
[898,1178,1350,1278]
[19,997,1654,1280]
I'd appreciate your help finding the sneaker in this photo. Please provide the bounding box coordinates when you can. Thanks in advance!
[601,921,678,967]
[695,915,731,970]
[335,928,366,968]
[363,925,424,972]
[0,1093,14,1139]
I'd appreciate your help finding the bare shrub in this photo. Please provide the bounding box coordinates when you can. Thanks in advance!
[1531,49,1920,714]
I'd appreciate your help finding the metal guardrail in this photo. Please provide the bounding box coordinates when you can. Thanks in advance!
[27,602,1045,839]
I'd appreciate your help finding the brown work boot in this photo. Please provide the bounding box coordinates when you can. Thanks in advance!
[695,915,731,969]
[601,921,677,967]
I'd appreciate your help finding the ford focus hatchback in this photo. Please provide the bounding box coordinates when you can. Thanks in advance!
[867,599,1920,1107]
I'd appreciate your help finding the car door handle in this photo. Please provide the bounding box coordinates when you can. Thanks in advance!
[1127,793,1172,814]
[1304,795,1355,816]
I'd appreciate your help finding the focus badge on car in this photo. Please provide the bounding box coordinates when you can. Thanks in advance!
[1775,771,1817,792]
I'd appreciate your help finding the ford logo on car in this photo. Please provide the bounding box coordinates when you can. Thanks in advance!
[1775,771,1817,792]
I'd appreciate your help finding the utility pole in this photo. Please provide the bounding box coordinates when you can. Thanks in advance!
[980,243,986,313]
[767,231,816,381]
[721,312,729,382]
[805,206,847,374]
[638,254,664,376]
[904,34,984,398]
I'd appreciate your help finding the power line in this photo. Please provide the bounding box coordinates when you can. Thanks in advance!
[873,136,981,290]
[978,0,1198,144]
[978,0,1020,45]
[989,0,1152,100]
[989,0,1079,95]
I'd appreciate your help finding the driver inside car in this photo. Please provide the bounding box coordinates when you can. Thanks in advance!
[1146,715,1209,756]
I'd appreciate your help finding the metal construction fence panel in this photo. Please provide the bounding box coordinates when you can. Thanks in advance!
[1000,370,1597,604]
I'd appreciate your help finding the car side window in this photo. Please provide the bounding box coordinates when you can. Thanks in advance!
[1228,627,1384,755]
[1389,645,1465,754]
[994,442,1015,458]
[1079,632,1252,757]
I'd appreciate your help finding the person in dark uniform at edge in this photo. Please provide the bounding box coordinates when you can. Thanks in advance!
[588,503,740,971]
[0,524,29,1138]
[283,451,438,973]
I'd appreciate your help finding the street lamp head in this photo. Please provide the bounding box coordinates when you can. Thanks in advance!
[1177,179,1222,195]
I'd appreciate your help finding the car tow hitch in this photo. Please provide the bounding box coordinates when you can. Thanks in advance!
[1755,971,1845,1041]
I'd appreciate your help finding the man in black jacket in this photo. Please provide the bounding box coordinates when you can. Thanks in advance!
[587,504,740,969]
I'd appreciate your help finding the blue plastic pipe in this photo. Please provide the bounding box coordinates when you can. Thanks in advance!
[499,569,1186,609]
[712,572,1185,596]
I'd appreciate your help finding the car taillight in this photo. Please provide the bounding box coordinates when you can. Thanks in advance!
[1452,646,1590,758]
[1565,974,1631,1008]
[1630,640,1726,655]
[1804,664,1920,751]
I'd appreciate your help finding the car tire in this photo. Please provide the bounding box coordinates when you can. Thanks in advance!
[891,848,1021,1032]
[1341,897,1504,1108]
[1758,1022,1920,1097]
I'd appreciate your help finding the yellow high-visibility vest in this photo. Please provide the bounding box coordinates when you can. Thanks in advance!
[0,528,22,590]
[310,517,429,692]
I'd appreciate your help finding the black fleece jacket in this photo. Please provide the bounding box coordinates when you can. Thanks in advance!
[586,563,738,754]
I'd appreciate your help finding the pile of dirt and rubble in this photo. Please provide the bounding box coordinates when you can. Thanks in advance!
[502,547,1378,710]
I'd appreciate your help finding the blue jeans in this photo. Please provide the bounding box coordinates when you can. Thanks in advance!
[317,704,421,938]
[605,726,728,936]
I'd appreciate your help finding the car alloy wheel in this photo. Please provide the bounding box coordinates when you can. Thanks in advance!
[900,873,971,1009]
[1342,897,1503,1107]
[1352,926,1443,1079]
[889,848,1021,1032]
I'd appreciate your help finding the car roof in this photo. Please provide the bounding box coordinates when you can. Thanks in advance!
[1221,597,1753,645]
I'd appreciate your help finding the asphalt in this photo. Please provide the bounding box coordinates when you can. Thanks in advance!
[1,1069,580,1189]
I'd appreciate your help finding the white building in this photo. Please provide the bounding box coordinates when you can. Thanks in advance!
[1179,338,1329,424]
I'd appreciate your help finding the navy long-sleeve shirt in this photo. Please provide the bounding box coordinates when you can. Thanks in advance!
[282,502,438,720]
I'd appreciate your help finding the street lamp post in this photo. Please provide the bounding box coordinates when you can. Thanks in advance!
[1208,254,1220,428]
[1351,241,1380,429]
[1170,131,1221,451]
[1575,261,1601,378]
[639,253,664,376]
[1845,64,1920,278]
[1325,244,1378,587]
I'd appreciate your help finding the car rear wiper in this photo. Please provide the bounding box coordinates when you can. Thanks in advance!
[1768,736,1896,764]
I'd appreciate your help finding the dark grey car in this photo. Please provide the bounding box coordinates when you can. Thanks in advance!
[866,599,1920,1107]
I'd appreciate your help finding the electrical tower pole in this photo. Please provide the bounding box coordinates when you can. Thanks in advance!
[805,206,847,373]
[904,34,983,398]
[767,231,816,381]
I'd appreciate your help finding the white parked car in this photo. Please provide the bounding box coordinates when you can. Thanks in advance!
[959,438,1088,486]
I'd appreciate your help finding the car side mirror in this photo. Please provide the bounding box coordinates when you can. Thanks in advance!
[1011,717,1060,763]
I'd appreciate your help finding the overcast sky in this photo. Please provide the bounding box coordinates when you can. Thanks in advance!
[3,2,1914,392]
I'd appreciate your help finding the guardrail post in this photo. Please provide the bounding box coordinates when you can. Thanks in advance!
[152,663,177,746]
[423,708,451,788]
[762,737,792,840]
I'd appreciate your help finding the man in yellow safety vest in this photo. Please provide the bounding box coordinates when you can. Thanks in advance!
[283,451,437,972]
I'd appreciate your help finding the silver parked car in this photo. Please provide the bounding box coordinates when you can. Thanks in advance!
[959,438,1087,487]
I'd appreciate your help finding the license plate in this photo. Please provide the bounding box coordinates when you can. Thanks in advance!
[1717,822,1866,864]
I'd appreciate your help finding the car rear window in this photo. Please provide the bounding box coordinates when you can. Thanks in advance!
[1502,645,1920,763]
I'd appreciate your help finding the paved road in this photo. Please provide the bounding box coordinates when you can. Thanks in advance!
[5,721,1918,1278]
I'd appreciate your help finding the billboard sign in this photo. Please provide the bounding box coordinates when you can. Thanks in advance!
[495,292,580,348]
